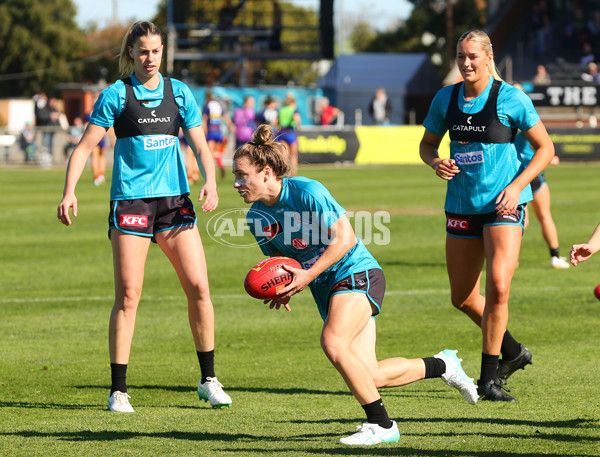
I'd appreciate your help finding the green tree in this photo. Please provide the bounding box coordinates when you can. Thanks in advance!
[352,0,485,71]
[0,0,87,97]
[349,21,376,55]
[79,24,129,85]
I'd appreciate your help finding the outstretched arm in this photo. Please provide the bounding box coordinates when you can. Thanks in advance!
[570,223,600,266]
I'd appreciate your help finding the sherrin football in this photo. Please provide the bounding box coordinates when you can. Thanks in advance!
[244,256,302,300]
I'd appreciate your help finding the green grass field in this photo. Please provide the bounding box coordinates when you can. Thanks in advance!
[1,163,599,456]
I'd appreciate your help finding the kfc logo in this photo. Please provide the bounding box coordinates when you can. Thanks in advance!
[180,208,192,215]
[292,238,309,250]
[447,217,469,230]
[120,215,149,227]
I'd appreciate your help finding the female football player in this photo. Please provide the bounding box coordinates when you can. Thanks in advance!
[233,124,478,446]
[57,21,231,413]
[419,30,555,401]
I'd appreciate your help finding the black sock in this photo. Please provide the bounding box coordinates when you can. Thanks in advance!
[361,398,393,429]
[479,353,499,385]
[197,350,215,383]
[423,357,446,379]
[110,363,128,394]
[500,330,521,361]
[550,248,560,258]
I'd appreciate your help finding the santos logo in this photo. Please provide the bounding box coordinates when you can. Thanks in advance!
[454,150,484,165]
[144,135,178,150]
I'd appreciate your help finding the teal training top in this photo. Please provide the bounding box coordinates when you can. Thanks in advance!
[423,77,539,214]
[90,73,202,201]
[246,177,381,319]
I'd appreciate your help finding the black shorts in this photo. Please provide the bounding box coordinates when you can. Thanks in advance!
[329,269,386,316]
[108,195,197,241]
[445,205,526,238]
[530,174,546,194]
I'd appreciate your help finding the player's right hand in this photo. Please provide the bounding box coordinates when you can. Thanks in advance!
[57,195,78,226]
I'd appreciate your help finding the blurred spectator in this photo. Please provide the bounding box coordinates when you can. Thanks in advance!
[202,89,235,178]
[277,92,300,175]
[34,93,49,126]
[318,97,340,126]
[64,117,84,159]
[257,95,279,131]
[580,42,596,66]
[19,121,37,163]
[33,94,50,153]
[45,97,61,158]
[368,87,392,125]
[84,106,107,186]
[533,64,551,85]
[581,61,600,82]
[233,95,257,149]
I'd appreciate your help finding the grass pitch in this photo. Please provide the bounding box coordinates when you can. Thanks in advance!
[0,163,599,456]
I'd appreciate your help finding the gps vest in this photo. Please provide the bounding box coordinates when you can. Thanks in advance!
[113,77,181,139]
[445,79,516,144]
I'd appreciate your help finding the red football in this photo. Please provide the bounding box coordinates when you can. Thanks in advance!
[244,256,302,300]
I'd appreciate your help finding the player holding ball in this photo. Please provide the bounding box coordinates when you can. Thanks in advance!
[233,124,478,446]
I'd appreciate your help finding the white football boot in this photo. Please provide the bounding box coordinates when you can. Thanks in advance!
[434,349,478,404]
[551,256,570,269]
[197,377,232,408]
[108,391,135,412]
[339,421,400,445]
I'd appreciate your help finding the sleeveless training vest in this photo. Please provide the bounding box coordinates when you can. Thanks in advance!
[113,77,181,139]
[445,79,516,144]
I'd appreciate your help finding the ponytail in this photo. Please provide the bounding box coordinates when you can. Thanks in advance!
[118,21,162,78]
[233,124,291,178]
